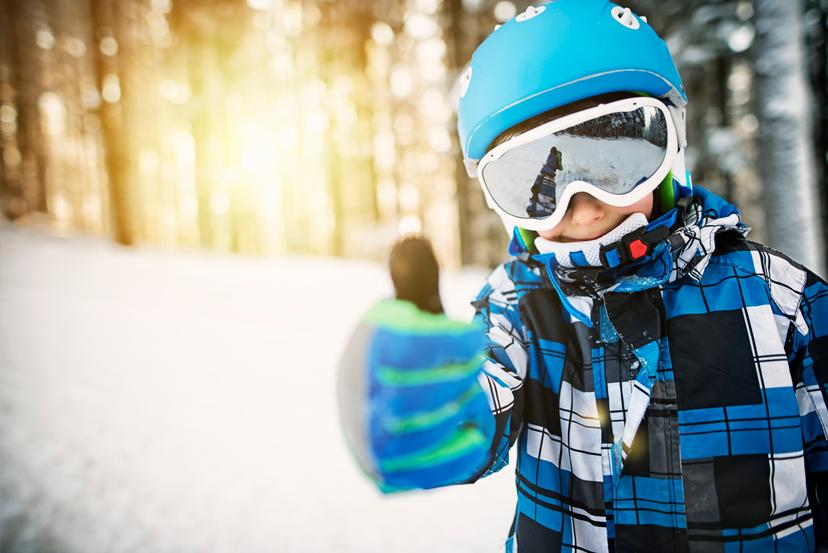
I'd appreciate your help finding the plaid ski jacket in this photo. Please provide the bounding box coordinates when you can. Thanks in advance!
[472,187,828,552]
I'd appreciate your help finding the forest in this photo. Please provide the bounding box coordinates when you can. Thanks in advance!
[0,0,825,271]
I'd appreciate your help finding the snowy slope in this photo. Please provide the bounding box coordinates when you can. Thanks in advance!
[0,227,516,553]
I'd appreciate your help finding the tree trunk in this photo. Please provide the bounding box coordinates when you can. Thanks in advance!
[4,0,49,217]
[89,0,134,244]
[753,0,825,274]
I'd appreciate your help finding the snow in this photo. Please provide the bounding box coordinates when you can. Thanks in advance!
[0,227,516,553]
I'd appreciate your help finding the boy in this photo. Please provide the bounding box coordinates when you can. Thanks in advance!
[337,1,828,551]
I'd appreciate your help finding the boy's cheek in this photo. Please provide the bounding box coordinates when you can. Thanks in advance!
[611,193,654,219]
[537,227,561,240]
[536,192,655,242]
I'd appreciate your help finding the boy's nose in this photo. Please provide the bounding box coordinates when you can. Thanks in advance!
[568,193,605,226]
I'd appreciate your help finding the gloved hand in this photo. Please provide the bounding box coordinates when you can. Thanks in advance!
[337,236,495,492]
[365,300,494,492]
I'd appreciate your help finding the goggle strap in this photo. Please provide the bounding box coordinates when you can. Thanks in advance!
[515,227,538,255]
[656,170,675,214]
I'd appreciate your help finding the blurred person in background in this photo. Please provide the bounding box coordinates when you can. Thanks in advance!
[338,1,828,551]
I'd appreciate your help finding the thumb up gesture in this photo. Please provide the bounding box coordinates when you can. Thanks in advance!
[337,236,495,492]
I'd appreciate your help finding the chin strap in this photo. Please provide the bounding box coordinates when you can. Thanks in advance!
[598,225,671,270]
[598,196,693,271]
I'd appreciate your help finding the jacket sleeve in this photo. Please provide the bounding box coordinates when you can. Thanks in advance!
[470,263,528,477]
[788,268,828,548]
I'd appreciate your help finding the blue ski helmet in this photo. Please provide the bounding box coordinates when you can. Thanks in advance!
[457,0,687,166]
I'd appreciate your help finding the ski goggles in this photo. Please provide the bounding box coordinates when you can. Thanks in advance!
[476,97,678,232]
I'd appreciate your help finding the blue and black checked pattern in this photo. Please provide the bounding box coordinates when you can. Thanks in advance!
[471,188,828,552]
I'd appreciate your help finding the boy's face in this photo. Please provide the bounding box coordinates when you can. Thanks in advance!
[487,92,661,243]
[536,191,654,242]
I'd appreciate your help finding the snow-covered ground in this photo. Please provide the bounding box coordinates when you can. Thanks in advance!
[0,227,516,553]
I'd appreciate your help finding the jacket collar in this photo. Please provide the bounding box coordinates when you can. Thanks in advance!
[509,186,750,299]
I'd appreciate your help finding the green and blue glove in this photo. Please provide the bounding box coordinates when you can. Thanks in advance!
[337,299,495,492]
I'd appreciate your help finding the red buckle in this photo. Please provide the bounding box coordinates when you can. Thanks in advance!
[628,238,648,259]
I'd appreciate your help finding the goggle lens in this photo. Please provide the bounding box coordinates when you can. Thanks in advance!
[480,105,670,221]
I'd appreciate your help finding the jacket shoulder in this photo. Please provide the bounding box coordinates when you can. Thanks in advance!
[700,238,820,336]
[711,237,821,286]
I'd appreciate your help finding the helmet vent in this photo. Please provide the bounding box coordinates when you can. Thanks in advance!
[516,5,545,22]
[611,6,641,30]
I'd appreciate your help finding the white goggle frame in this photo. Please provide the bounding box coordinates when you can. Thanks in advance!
[476,97,679,232]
